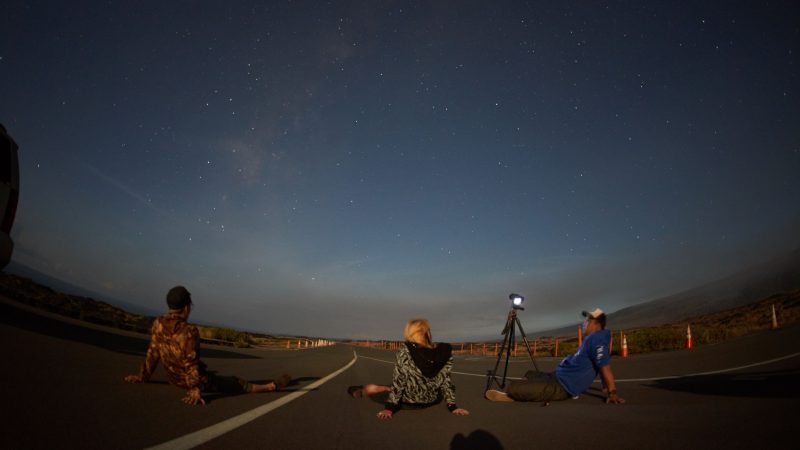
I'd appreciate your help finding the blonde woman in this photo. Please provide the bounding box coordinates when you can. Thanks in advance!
[348,319,470,419]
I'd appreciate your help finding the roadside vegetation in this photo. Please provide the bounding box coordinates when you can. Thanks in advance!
[197,326,254,348]
[621,290,799,355]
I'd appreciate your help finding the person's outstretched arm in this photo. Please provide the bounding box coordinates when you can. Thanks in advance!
[379,349,408,418]
[599,365,625,404]
[442,357,469,416]
[178,326,205,405]
[124,322,160,383]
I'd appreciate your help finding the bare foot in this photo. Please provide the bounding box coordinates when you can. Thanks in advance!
[363,384,390,395]
[250,382,277,393]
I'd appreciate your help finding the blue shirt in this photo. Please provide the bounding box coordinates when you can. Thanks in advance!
[555,329,611,396]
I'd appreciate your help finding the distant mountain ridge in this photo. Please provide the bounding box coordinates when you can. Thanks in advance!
[0,272,156,334]
[541,248,800,336]
[3,261,161,317]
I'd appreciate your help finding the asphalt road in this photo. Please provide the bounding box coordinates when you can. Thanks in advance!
[1,296,797,449]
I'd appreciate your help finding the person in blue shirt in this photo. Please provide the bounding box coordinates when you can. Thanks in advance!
[485,308,625,404]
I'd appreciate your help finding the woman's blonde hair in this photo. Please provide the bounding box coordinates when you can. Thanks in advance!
[404,319,434,348]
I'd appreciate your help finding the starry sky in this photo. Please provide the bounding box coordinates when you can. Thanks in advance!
[2,1,799,340]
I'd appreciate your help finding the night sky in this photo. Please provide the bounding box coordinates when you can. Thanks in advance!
[2,1,798,340]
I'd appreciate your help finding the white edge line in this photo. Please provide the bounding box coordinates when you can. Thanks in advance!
[614,351,800,382]
[144,350,359,450]
[356,351,800,384]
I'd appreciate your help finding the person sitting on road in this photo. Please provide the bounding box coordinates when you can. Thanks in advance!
[485,308,626,404]
[347,319,470,419]
[124,286,291,405]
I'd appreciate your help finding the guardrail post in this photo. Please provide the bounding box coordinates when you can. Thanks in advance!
[772,304,779,329]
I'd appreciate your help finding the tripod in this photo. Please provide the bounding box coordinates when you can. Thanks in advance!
[486,307,540,391]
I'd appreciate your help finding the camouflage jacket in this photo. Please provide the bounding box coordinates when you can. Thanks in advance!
[138,311,208,390]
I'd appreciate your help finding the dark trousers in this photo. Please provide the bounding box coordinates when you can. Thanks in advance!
[505,370,570,402]
[204,374,252,394]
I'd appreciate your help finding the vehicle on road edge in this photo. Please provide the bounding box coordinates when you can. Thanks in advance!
[1,123,20,270]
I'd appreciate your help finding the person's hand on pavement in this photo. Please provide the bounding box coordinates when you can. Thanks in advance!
[124,374,143,383]
[182,388,206,406]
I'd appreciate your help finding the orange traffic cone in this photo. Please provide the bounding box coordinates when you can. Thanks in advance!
[622,334,629,358]
[686,324,693,350]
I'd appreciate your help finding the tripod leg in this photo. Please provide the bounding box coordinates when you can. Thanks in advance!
[487,314,513,391]
[514,316,541,373]
[500,321,515,388]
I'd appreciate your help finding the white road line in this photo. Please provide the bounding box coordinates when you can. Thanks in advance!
[144,351,358,450]
[356,351,800,383]
[615,351,800,382]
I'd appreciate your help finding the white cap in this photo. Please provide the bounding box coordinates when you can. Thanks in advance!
[582,308,604,319]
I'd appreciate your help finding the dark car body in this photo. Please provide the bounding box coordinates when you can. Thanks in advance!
[1,124,20,269]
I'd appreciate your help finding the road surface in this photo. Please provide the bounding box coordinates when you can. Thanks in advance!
[1,296,796,449]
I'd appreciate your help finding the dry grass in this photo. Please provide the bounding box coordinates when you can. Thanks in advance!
[619,289,800,354]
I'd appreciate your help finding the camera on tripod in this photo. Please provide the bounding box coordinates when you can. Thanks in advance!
[486,292,540,391]
[509,293,525,310]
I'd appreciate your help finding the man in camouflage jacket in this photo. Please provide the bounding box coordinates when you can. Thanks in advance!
[124,286,289,405]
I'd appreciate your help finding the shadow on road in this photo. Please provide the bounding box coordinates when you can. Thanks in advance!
[450,429,504,450]
[0,301,258,359]
[647,368,800,398]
